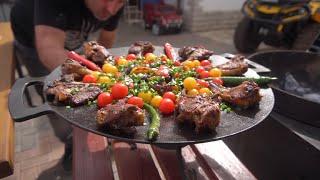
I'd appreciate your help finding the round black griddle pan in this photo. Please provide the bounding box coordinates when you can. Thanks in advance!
[9,47,274,147]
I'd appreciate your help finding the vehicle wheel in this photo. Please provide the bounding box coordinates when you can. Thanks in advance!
[234,17,261,53]
[292,22,320,51]
[152,24,162,35]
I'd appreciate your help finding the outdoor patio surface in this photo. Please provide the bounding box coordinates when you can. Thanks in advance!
[4,21,274,180]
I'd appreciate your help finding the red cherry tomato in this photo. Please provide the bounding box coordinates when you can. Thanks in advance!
[163,92,176,102]
[212,78,223,85]
[114,56,121,64]
[126,54,136,61]
[127,96,144,108]
[82,74,97,83]
[174,61,181,66]
[197,79,209,88]
[97,92,113,108]
[196,66,205,74]
[200,60,211,66]
[111,83,129,99]
[199,71,210,79]
[159,98,175,114]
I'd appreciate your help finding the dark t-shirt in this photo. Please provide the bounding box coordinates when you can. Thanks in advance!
[10,0,123,50]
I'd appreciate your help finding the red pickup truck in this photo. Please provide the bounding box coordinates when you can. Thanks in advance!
[143,3,183,35]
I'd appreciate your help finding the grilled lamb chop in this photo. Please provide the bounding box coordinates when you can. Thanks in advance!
[176,95,221,133]
[215,55,248,76]
[128,41,155,56]
[96,99,145,135]
[61,59,92,81]
[210,81,261,108]
[178,46,214,61]
[46,81,102,106]
[83,41,112,65]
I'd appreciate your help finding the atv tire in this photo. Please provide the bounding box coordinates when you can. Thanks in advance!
[234,17,261,53]
[292,22,320,51]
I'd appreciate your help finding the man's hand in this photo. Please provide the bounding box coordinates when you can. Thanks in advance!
[35,25,67,71]
[98,29,116,48]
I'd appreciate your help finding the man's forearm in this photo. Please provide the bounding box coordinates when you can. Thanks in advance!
[37,47,68,71]
[98,29,116,48]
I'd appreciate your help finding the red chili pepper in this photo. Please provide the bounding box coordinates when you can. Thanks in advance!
[164,43,178,62]
[67,51,102,72]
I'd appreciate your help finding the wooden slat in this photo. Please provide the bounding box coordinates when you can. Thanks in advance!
[191,141,257,180]
[0,22,15,178]
[73,127,114,180]
[112,142,161,180]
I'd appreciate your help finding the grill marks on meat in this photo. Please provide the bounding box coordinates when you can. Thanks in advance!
[216,55,248,76]
[46,82,102,106]
[211,81,261,108]
[176,95,221,133]
[178,46,214,61]
[128,41,155,56]
[84,41,112,65]
[61,59,92,81]
[96,99,145,135]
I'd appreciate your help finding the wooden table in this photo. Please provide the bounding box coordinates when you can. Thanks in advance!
[0,22,15,178]
[73,127,257,180]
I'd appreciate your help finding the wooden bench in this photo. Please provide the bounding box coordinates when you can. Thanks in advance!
[0,22,15,178]
[73,127,257,180]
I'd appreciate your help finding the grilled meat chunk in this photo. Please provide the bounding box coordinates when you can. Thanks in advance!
[128,41,155,56]
[96,99,145,135]
[178,46,214,61]
[83,41,112,65]
[46,81,102,106]
[216,55,248,76]
[61,59,92,81]
[176,95,221,133]
[210,81,261,108]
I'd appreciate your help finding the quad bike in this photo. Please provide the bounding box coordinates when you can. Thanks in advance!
[234,0,320,53]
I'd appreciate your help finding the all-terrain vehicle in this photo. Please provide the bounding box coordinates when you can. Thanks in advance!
[234,0,320,53]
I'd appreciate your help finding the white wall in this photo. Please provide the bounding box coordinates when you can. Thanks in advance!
[182,0,245,12]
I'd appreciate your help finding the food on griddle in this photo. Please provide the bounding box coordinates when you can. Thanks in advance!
[210,81,261,108]
[164,43,179,61]
[128,41,155,56]
[61,59,92,81]
[144,103,160,141]
[46,81,102,106]
[96,99,145,135]
[215,55,248,76]
[67,51,102,71]
[176,95,221,133]
[83,41,112,65]
[178,46,214,61]
[218,76,277,86]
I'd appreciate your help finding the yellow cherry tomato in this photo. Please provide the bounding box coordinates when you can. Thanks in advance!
[188,89,199,96]
[117,58,128,66]
[151,95,163,107]
[138,91,153,103]
[192,60,200,67]
[199,88,212,95]
[102,63,118,74]
[98,76,111,84]
[183,77,197,90]
[91,71,101,79]
[183,60,194,69]
[145,53,157,62]
[209,68,222,77]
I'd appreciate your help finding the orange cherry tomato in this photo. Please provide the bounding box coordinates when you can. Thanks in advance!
[97,92,113,108]
[127,96,144,108]
[82,74,97,83]
[111,83,128,99]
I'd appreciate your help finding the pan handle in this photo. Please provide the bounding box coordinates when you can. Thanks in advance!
[8,76,52,122]
[220,53,271,73]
